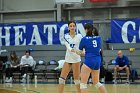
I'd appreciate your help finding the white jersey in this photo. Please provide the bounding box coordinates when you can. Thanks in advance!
[64,33,82,63]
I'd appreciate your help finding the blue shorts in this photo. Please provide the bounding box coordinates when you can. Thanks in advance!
[84,56,101,70]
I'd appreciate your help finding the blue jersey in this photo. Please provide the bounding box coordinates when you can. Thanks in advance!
[79,36,101,57]
[79,36,102,70]
[115,55,129,67]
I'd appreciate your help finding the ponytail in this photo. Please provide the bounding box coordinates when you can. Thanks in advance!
[84,23,93,37]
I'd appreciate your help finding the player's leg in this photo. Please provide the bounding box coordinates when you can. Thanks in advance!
[100,66,105,83]
[5,68,10,82]
[80,64,91,93]
[72,62,81,93]
[58,62,71,93]
[114,66,119,81]
[91,70,107,93]
[6,67,13,83]
[124,67,130,82]
[21,67,27,82]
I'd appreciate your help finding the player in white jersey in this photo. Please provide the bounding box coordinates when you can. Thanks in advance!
[64,33,82,63]
[58,21,82,93]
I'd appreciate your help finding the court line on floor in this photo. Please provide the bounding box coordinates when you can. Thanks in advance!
[0,88,21,93]
[1,84,41,93]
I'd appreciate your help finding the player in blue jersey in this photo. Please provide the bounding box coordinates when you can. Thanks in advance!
[78,23,107,93]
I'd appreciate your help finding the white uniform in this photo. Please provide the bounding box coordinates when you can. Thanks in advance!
[64,33,82,63]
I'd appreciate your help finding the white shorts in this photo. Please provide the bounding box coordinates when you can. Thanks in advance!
[65,52,81,63]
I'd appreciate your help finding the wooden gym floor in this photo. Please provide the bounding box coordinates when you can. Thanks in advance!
[0,83,140,93]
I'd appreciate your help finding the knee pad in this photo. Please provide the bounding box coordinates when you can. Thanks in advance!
[95,82,103,89]
[80,83,87,89]
[74,80,80,85]
[59,77,65,84]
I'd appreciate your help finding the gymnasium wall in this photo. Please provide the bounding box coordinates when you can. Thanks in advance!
[1,45,140,75]
[0,0,140,23]
[0,0,140,47]
[0,0,140,75]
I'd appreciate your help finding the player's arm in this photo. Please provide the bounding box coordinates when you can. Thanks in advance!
[123,65,127,68]
[76,49,85,56]
[75,34,84,55]
[81,49,85,56]
[76,38,85,56]
[123,56,129,68]
[115,58,119,67]
[64,35,75,52]
[64,41,76,52]
[29,57,34,67]
[19,57,24,66]
[14,57,23,67]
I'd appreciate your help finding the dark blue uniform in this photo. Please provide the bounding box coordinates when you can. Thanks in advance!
[79,36,102,70]
[115,55,129,67]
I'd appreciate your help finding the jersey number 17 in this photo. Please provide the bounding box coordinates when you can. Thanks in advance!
[70,44,75,48]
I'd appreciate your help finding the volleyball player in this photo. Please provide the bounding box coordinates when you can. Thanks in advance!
[78,23,107,93]
[58,21,82,93]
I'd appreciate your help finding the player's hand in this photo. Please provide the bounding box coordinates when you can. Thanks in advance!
[119,67,123,70]
[81,52,85,56]
[71,49,76,53]
[14,66,17,68]
[76,51,81,55]
[122,66,127,69]
[12,66,17,68]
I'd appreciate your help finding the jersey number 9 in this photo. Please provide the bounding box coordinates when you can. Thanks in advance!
[92,40,97,47]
